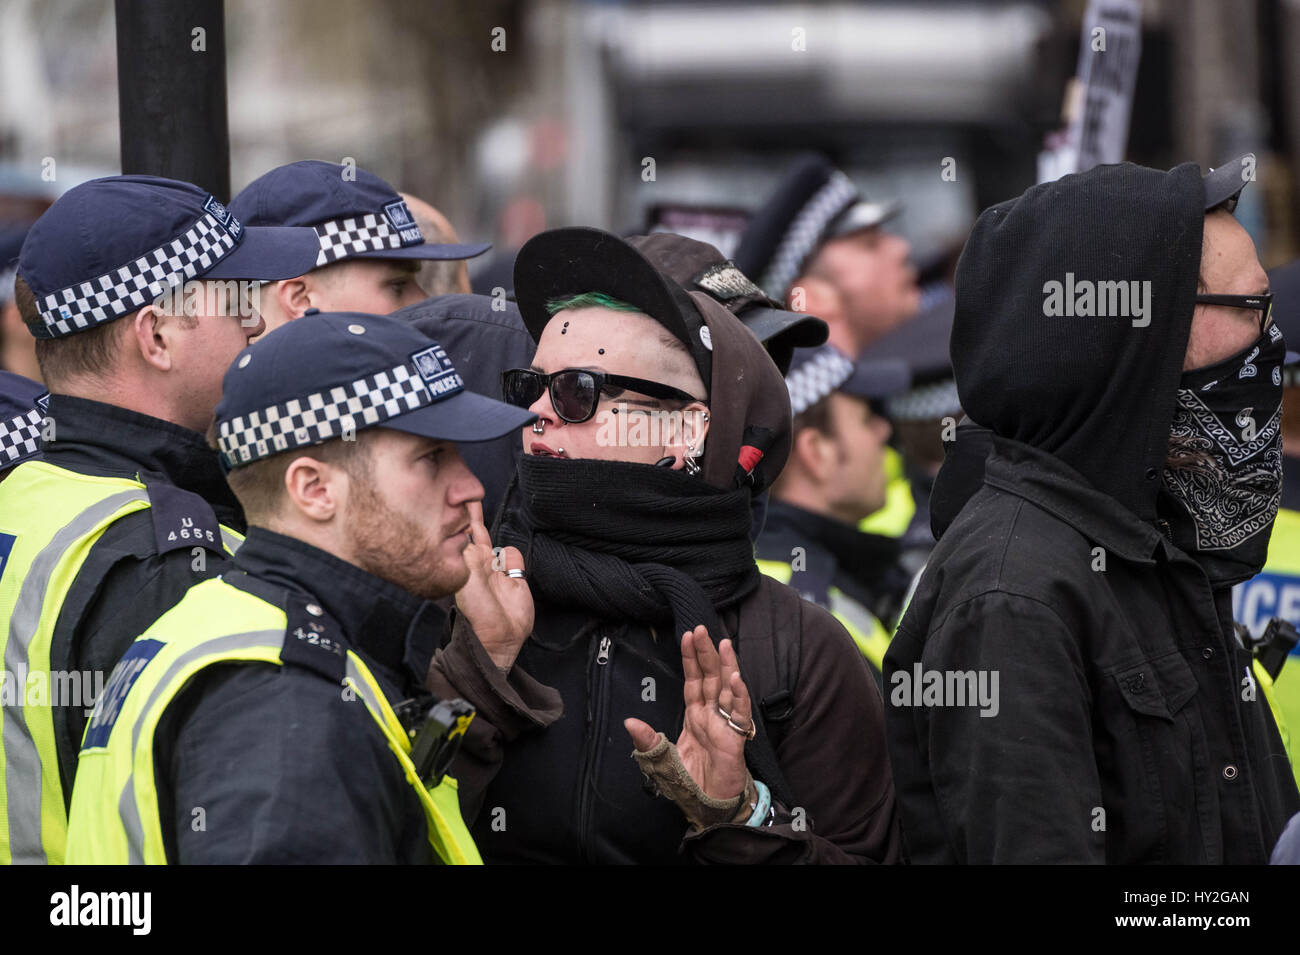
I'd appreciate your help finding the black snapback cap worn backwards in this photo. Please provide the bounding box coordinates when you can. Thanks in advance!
[513,227,714,392]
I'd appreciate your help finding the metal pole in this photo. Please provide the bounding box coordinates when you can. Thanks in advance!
[115,0,230,201]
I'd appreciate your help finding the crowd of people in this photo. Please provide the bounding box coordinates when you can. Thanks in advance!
[1,148,1298,865]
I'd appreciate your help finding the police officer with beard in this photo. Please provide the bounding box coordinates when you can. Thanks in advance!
[66,313,537,863]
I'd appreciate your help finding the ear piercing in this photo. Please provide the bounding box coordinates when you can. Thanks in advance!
[685,443,701,476]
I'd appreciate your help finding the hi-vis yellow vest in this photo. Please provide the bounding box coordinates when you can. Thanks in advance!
[1234,506,1300,788]
[64,577,481,865]
[0,460,241,865]
[857,447,916,539]
[756,559,891,672]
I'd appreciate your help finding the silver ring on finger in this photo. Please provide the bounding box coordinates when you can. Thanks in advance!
[506,568,525,579]
[717,702,756,740]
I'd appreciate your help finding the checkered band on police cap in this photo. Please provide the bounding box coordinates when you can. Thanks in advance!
[886,378,963,422]
[760,171,859,300]
[786,347,855,415]
[35,199,240,339]
[0,406,42,467]
[218,350,462,468]
[313,199,425,267]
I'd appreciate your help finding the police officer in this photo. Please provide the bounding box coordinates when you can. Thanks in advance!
[1234,260,1300,787]
[732,152,918,358]
[0,370,47,480]
[734,154,923,552]
[65,312,537,864]
[229,160,491,335]
[400,192,475,296]
[755,345,912,678]
[0,176,320,865]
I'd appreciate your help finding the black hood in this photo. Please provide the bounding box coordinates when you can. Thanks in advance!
[951,160,1205,522]
[929,418,993,541]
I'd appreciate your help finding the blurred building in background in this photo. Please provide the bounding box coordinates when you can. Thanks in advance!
[2,0,1300,285]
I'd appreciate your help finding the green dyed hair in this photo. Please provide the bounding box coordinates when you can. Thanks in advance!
[544,292,642,316]
[542,290,707,401]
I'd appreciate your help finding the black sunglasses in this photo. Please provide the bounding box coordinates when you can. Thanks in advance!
[501,367,702,424]
[1193,291,1274,335]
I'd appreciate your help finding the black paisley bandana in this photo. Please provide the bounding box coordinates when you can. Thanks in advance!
[1162,324,1285,572]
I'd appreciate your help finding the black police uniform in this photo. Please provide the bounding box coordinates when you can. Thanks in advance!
[152,528,439,863]
[757,498,912,640]
[44,396,240,801]
[128,309,532,863]
[7,174,320,863]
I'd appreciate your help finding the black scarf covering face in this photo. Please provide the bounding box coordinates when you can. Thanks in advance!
[496,454,761,642]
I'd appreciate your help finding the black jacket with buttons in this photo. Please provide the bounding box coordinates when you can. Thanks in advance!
[885,159,1300,864]
[885,434,1300,863]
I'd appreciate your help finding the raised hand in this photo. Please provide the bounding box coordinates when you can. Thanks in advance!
[625,625,752,803]
[453,500,534,669]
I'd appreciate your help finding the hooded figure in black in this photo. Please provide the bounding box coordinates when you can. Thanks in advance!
[884,159,1300,864]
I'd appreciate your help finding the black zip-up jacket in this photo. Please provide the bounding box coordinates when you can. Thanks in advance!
[430,577,902,865]
[40,396,241,802]
[151,528,442,863]
[886,437,1300,863]
[883,159,1300,864]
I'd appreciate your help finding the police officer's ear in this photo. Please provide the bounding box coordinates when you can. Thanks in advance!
[791,424,835,483]
[282,453,348,523]
[272,277,314,322]
[128,301,182,373]
[787,274,842,325]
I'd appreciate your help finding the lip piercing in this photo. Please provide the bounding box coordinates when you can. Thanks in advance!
[557,447,565,455]
[532,420,545,434]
